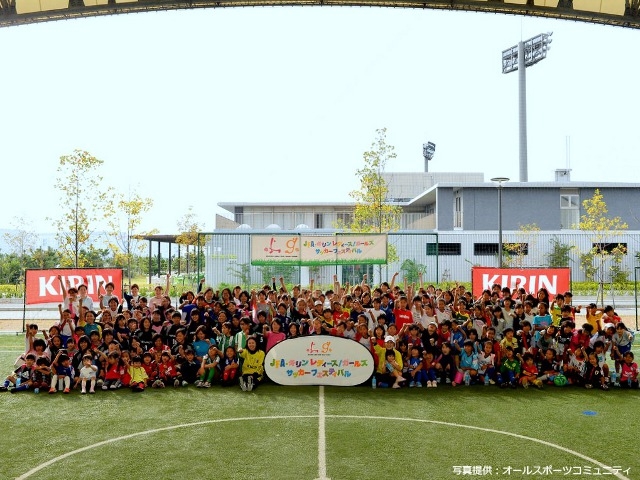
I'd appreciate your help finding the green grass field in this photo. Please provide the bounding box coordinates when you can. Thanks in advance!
[1,334,638,480]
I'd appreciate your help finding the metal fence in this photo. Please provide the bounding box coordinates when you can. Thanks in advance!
[198,230,640,288]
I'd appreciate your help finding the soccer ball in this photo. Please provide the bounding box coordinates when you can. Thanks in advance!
[553,374,568,387]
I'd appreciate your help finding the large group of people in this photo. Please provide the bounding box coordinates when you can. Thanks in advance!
[1,272,638,395]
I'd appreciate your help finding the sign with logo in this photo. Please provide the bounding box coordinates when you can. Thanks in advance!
[25,268,123,305]
[251,234,387,266]
[265,335,375,386]
[471,267,571,298]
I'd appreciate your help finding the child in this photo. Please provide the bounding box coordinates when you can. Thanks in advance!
[238,337,265,392]
[49,352,74,394]
[421,350,438,388]
[155,351,181,388]
[30,357,51,394]
[263,319,286,352]
[141,352,158,385]
[220,346,239,387]
[477,340,498,386]
[457,340,479,386]
[1,354,36,393]
[619,352,639,389]
[406,346,426,388]
[500,346,520,389]
[79,354,98,394]
[519,352,543,389]
[538,348,561,384]
[102,351,126,390]
[611,323,634,384]
[384,350,406,389]
[127,355,148,392]
[434,342,457,385]
[564,347,587,386]
[196,345,220,388]
[192,325,213,362]
[583,352,608,390]
[180,348,201,385]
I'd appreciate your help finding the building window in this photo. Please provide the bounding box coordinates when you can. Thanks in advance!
[336,212,352,226]
[560,193,579,229]
[234,206,244,224]
[592,243,627,254]
[427,243,461,256]
[314,213,324,229]
[474,243,499,255]
[454,190,463,229]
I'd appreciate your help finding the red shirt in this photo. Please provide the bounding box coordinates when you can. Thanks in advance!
[393,308,413,331]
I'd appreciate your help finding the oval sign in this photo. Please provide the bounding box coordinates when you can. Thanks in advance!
[265,335,375,386]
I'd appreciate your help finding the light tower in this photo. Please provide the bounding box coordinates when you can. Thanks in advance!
[422,141,436,172]
[502,32,552,182]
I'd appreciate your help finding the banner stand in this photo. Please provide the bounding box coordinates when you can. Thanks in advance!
[22,282,26,333]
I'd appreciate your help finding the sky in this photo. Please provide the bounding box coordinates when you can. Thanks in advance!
[0,5,638,242]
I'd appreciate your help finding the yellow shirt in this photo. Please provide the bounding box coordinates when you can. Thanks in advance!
[239,348,265,379]
[372,343,403,374]
[128,366,148,384]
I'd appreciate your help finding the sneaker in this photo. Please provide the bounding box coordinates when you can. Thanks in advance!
[194,380,203,388]
[432,381,437,388]
[409,381,415,388]
[247,376,254,392]
[174,379,180,387]
[114,380,122,389]
[109,383,118,390]
[9,388,18,393]
[33,388,39,394]
[203,382,211,388]
[523,381,529,389]
[81,390,87,395]
[445,378,451,384]
[426,381,432,388]
[89,388,95,394]
[102,384,108,390]
[416,382,423,388]
[396,377,406,383]
[49,388,56,394]
[182,381,188,387]
[489,379,496,385]
[63,388,70,394]
[240,377,247,391]
[0,386,8,392]
[534,379,543,389]
[585,384,593,389]
[601,384,610,391]
[392,383,401,389]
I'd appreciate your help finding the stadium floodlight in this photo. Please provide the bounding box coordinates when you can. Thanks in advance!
[502,32,552,182]
[422,141,436,172]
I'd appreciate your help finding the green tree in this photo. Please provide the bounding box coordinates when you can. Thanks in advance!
[26,247,60,270]
[400,259,427,284]
[502,223,540,268]
[227,262,252,288]
[51,149,112,267]
[176,206,204,275]
[576,189,628,303]
[105,190,155,286]
[338,128,402,263]
[546,237,575,267]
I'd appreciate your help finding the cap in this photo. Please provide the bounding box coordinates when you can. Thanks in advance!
[384,335,396,344]
[314,300,323,306]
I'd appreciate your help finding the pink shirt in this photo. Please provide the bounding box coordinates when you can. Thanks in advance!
[265,331,286,352]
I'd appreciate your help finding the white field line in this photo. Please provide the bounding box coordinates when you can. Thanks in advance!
[316,386,330,480]
[15,414,630,480]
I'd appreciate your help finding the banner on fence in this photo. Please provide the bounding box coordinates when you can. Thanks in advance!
[264,335,375,386]
[471,267,571,298]
[251,234,387,266]
[25,268,123,305]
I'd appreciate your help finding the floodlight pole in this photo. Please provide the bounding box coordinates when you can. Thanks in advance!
[502,33,552,183]
[518,41,527,183]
